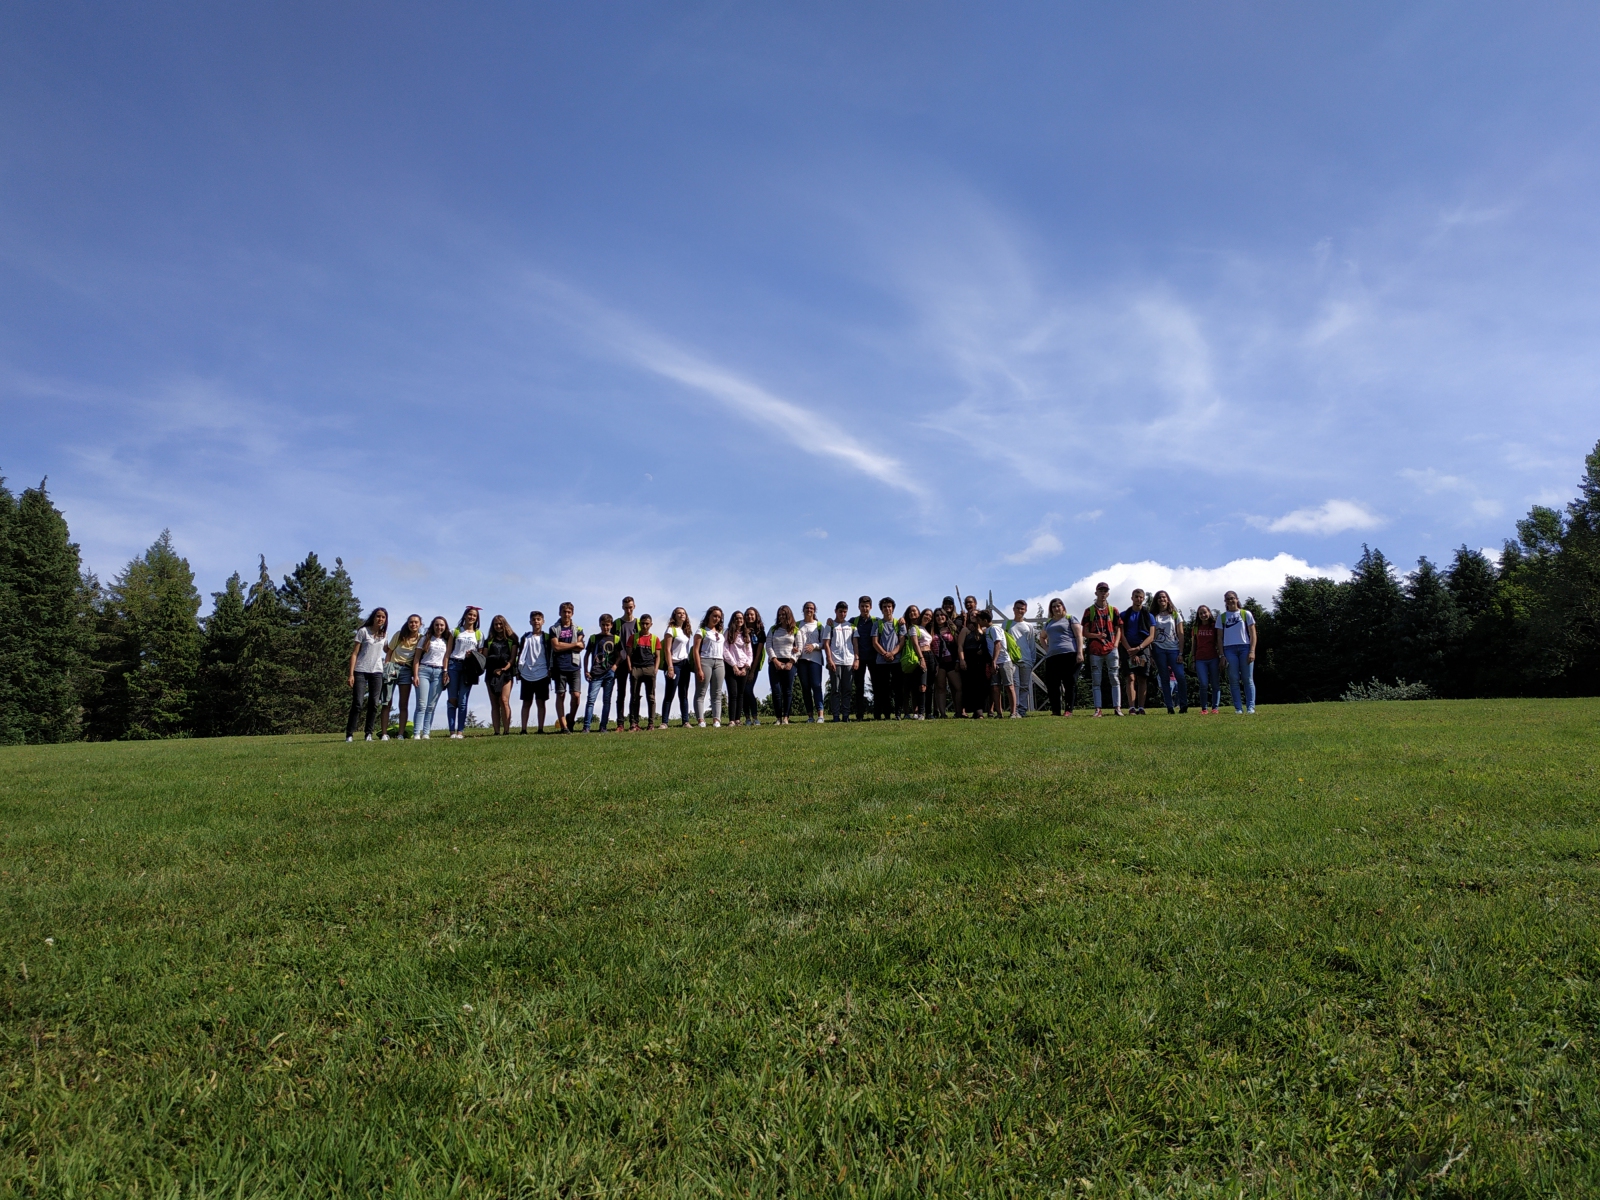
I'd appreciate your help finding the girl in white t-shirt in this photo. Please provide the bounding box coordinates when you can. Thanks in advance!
[346,607,388,742]
[445,607,483,738]
[413,616,451,738]
[691,606,726,727]
[796,601,826,722]
[661,607,695,728]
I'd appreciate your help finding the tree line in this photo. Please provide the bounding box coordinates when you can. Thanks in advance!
[1254,440,1600,703]
[1,440,1595,742]
[0,480,360,743]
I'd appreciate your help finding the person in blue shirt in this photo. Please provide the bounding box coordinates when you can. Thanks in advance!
[1118,588,1155,715]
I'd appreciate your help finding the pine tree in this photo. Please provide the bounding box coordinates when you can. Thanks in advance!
[1256,576,1345,703]
[1338,546,1405,689]
[238,557,297,735]
[0,480,20,744]
[1394,556,1458,694]
[195,572,248,737]
[278,552,362,733]
[86,532,203,739]
[3,480,93,743]
[1553,439,1600,691]
[1444,546,1499,697]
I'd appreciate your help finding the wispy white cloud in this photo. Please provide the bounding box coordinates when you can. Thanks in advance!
[1003,528,1063,565]
[1251,499,1385,536]
[1025,553,1352,618]
[1399,467,1504,519]
[527,277,924,498]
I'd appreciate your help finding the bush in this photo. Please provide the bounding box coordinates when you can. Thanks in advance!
[1340,678,1436,702]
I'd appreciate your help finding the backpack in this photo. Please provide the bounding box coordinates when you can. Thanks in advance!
[1001,620,1025,663]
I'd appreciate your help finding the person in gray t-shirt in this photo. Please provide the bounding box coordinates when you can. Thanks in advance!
[1040,598,1084,716]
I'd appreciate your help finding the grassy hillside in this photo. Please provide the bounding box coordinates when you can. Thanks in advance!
[2,702,1597,1197]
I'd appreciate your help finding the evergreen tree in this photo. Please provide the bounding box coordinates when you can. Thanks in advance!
[1256,576,1345,702]
[1444,546,1499,697]
[195,572,248,737]
[1394,556,1458,694]
[1338,546,1405,689]
[238,557,297,735]
[1501,506,1569,689]
[1553,439,1600,691]
[2,480,93,743]
[0,480,20,744]
[278,552,362,733]
[87,531,203,739]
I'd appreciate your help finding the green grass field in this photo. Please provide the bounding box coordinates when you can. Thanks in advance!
[2,701,1597,1197]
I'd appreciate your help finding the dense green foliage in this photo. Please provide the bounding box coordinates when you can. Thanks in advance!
[0,479,94,745]
[0,495,359,742]
[2,703,1596,1195]
[1256,440,1600,703]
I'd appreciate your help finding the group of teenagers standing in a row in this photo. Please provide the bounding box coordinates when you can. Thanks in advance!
[343,584,1260,740]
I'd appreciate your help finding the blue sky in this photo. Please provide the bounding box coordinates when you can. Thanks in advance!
[4,3,1599,640]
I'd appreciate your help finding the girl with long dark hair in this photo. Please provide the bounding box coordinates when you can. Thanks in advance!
[767,605,799,725]
[347,607,388,742]
[692,606,726,728]
[446,606,483,739]
[414,616,451,738]
[483,614,520,734]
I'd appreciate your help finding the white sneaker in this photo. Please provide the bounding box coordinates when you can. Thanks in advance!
[365,734,374,741]
[346,736,354,743]
[713,720,722,728]
[381,734,390,741]
[698,719,706,728]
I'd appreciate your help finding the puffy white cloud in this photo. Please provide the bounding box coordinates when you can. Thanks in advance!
[1253,499,1384,536]
[1022,553,1351,617]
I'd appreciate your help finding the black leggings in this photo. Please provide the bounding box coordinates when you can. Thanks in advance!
[870,663,896,718]
[1043,654,1078,715]
[769,663,794,719]
[661,664,692,724]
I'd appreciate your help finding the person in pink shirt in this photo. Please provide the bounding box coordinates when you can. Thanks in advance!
[723,610,754,726]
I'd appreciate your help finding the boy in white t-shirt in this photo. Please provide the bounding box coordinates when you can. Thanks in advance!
[1005,600,1038,716]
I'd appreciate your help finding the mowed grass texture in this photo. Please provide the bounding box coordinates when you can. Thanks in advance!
[2,703,1597,1198]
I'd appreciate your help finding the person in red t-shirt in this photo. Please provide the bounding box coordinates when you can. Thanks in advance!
[1080,582,1122,716]
[1191,604,1222,713]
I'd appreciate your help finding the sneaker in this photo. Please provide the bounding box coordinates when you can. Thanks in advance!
[365,734,374,742]
[714,720,722,728]
[346,735,354,742]
[698,719,707,728]
[381,733,390,741]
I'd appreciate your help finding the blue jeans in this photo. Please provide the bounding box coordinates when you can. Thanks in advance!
[1152,646,1186,711]
[446,659,474,732]
[414,665,444,736]
[1016,657,1035,714]
[584,673,615,730]
[797,659,824,717]
[1088,652,1120,711]
[1194,658,1221,710]
[1224,645,1255,712]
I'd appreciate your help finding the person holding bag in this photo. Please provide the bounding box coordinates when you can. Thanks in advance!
[381,613,422,739]
[446,606,484,739]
